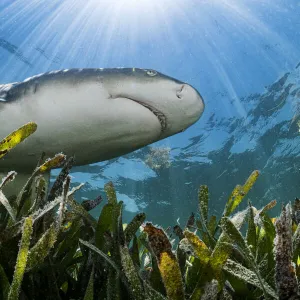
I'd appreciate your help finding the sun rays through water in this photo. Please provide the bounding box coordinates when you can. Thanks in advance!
[0,0,299,118]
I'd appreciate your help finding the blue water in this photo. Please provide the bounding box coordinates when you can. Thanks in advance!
[1,0,300,226]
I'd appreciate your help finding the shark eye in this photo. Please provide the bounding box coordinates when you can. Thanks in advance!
[146,70,157,77]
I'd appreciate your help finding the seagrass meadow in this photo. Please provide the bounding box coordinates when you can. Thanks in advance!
[0,122,300,300]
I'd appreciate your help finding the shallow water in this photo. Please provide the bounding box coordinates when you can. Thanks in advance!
[1,0,300,226]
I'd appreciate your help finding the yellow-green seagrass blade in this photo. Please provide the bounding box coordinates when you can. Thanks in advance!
[0,122,37,159]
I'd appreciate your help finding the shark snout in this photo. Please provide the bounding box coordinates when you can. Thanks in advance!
[158,82,205,138]
[178,83,205,121]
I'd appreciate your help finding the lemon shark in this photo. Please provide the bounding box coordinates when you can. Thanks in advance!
[0,68,204,196]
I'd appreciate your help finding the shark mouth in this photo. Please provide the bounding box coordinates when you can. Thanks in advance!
[127,98,167,133]
[110,93,167,133]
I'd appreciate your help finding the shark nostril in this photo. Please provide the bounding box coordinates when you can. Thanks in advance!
[176,84,185,99]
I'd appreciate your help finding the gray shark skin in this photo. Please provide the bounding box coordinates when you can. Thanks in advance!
[0,68,204,193]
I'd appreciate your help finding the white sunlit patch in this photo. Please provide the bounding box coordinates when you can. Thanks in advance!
[117,193,139,212]
[24,77,33,82]
[105,0,164,17]
[84,0,184,60]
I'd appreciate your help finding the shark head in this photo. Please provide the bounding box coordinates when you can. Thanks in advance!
[102,68,205,139]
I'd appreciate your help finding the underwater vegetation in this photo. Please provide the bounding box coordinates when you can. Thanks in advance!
[0,123,300,299]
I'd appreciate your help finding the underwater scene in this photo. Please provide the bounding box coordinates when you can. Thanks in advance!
[0,1,300,299]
